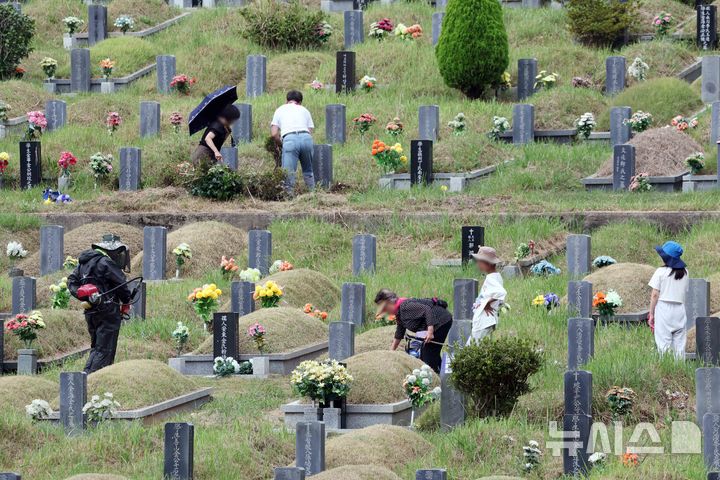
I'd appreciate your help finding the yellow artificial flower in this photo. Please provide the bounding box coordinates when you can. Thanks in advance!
[440,185,448,192]
[400,155,407,163]
[0,152,9,162]
[532,295,544,306]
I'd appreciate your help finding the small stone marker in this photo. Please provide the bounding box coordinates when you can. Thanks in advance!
[164,422,194,480]
[245,55,267,98]
[87,4,107,46]
[512,104,535,145]
[566,234,591,278]
[710,473,720,480]
[248,230,272,276]
[213,312,240,360]
[312,144,333,188]
[325,104,347,145]
[128,280,146,320]
[352,234,376,275]
[335,51,357,94]
[517,58,537,101]
[712,102,720,145]
[686,279,711,330]
[698,5,718,51]
[11,276,36,316]
[568,281,592,318]
[17,349,36,375]
[612,144,635,191]
[343,10,364,49]
[142,226,168,281]
[231,103,253,144]
[416,470,447,480]
[295,421,325,476]
[40,225,64,276]
[329,321,355,361]
[341,282,366,326]
[703,56,720,104]
[156,55,176,94]
[220,146,238,170]
[231,281,256,317]
[609,106,631,147]
[410,140,433,186]
[704,413,720,470]
[274,467,306,480]
[564,370,592,416]
[45,100,67,133]
[696,317,720,366]
[119,147,142,191]
[461,226,484,265]
[418,105,440,142]
[453,279,478,320]
[0,473,21,480]
[70,48,91,93]
[696,367,720,425]
[431,12,444,46]
[562,413,592,477]
[568,318,594,370]
[605,56,626,95]
[140,101,161,138]
[60,371,87,436]
[18,140,41,190]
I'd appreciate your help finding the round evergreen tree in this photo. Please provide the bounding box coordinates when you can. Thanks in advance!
[435,0,509,99]
[0,5,35,80]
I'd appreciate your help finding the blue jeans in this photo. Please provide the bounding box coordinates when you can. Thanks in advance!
[282,132,315,190]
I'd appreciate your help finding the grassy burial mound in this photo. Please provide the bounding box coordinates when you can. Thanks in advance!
[583,263,656,313]
[0,376,57,413]
[195,307,329,355]
[131,221,246,278]
[310,465,402,480]
[3,309,88,361]
[263,268,341,312]
[64,476,129,480]
[354,325,398,355]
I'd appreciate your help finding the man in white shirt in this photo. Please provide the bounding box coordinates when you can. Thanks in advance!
[270,90,315,193]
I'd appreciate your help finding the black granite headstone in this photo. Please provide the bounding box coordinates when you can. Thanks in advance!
[60,371,87,436]
[696,367,720,425]
[453,279,478,321]
[415,470,447,480]
[143,226,167,281]
[295,421,325,476]
[410,140,433,186]
[119,147,142,191]
[461,226,484,265]
[704,413,720,470]
[329,321,355,361]
[341,282,366,326]
[568,281,592,319]
[564,370,592,416]
[698,5,718,50]
[612,144,635,191]
[335,51,356,94]
[562,413,592,477]
[248,230,272,276]
[568,318,594,370]
[11,276,36,316]
[163,422,194,480]
[274,467,305,480]
[697,317,720,366]
[352,234,376,275]
[231,281,255,317]
[40,225,64,276]
[312,144,333,188]
[18,141,41,189]
[213,312,240,360]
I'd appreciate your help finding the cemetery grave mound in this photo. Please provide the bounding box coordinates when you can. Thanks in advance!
[194,307,328,355]
[131,221,246,278]
[583,263,656,313]
[0,81,52,121]
[266,52,331,92]
[354,325,400,355]
[3,309,88,362]
[324,424,430,470]
[262,268,341,311]
[107,0,179,31]
[309,465,403,480]
[532,87,608,130]
[64,475,128,480]
[0,376,57,412]
[592,128,702,177]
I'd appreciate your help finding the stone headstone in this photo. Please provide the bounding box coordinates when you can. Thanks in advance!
[245,55,267,98]
[248,230,272,276]
[0,473,21,480]
[142,226,168,281]
[512,104,534,145]
[213,312,240,360]
[517,58,537,101]
[697,317,720,366]
[605,56,626,96]
[343,10,364,49]
[609,106,631,147]
[431,12,444,46]
[325,104,347,145]
[231,281,255,317]
[687,279,711,330]
[612,144,635,191]
[461,226,484,265]
[140,101,161,138]
[705,413,720,470]
[45,100,67,133]
[568,318,594,370]
[11,276,36,316]
[70,48,91,93]
[410,140,433,186]
[329,321,355,361]
[696,367,720,425]
[40,225,64,276]
[295,421,325,476]
[341,282,366,326]
[710,472,720,480]
[119,147,141,191]
[416,470,447,480]
[163,422,194,480]
[220,146,238,170]
[312,144,333,188]
[274,467,306,480]
[128,280,146,320]
[60,371,87,436]
[562,413,592,477]
[156,55,176,94]
[712,102,720,145]
[564,370,592,416]
[335,51,356,94]
[440,319,471,430]
[231,103,253,144]
[566,234,591,278]
[568,281,592,318]
[453,278,478,321]
[352,234,376,275]
[703,56,720,104]
[418,105,440,142]
[18,141,41,189]
[698,5,718,51]
[87,4,107,46]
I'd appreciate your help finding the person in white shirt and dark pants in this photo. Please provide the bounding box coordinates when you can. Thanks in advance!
[648,241,689,359]
[270,90,315,193]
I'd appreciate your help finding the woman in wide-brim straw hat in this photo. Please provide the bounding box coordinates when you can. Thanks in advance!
[468,246,507,344]
[648,240,689,359]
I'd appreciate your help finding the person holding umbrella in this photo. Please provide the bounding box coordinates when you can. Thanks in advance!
[191,104,240,165]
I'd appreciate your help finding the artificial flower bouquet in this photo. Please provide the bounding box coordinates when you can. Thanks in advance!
[114,15,135,34]
[0,152,8,182]
[487,116,508,141]
[592,255,616,268]
[394,23,422,40]
[172,243,192,278]
[353,113,377,138]
[653,12,672,36]
[5,311,46,348]
[26,399,53,421]
[39,57,57,80]
[83,392,120,423]
[309,79,324,91]
[99,58,115,79]
[575,112,596,140]
[449,112,467,136]
[606,386,636,418]
[316,21,333,43]
[253,280,283,308]
[627,57,649,82]
[247,322,267,354]
[403,364,441,409]
[532,293,559,312]
[89,153,113,187]
[269,260,293,274]
[534,70,558,90]
[220,255,239,280]
[188,284,222,329]
[49,277,71,309]
[170,112,183,133]
[0,102,10,123]
[303,303,328,321]
[239,267,261,283]
[291,360,353,403]
[360,75,377,93]
[63,16,84,35]
[671,115,698,132]
[106,112,122,136]
[25,111,47,141]
[58,151,77,177]
[369,18,393,40]
[6,240,28,262]
[623,111,652,132]
[170,74,196,95]
[172,321,190,355]
[385,117,404,138]
[530,260,561,276]
[629,172,652,192]
[372,140,406,174]
[214,356,242,377]
[685,152,705,175]
[593,290,623,317]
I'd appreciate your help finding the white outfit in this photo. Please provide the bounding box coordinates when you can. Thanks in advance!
[649,267,688,359]
[468,272,506,345]
[270,103,314,137]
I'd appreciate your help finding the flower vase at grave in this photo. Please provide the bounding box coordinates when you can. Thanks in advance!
[18,348,38,375]
[58,173,72,191]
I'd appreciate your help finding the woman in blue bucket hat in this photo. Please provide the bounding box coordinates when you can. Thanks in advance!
[648,241,689,359]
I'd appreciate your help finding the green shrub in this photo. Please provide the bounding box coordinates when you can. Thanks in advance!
[450,337,544,418]
[0,5,35,80]
[435,0,509,99]
[240,0,327,50]
[189,164,287,201]
[566,0,640,46]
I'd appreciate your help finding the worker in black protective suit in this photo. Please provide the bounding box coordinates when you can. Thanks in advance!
[68,234,133,374]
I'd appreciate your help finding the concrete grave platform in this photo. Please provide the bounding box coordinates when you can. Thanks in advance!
[44,63,156,94]
[282,398,420,429]
[683,174,719,192]
[1,345,90,374]
[72,12,193,46]
[592,310,649,325]
[0,115,28,139]
[379,164,498,192]
[499,129,578,144]
[582,173,687,192]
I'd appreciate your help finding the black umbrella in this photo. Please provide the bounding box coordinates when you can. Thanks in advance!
[188,85,238,136]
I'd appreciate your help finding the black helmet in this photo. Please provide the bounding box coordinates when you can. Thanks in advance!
[92,234,130,272]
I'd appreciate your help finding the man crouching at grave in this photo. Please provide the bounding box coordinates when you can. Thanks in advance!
[68,234,133,374]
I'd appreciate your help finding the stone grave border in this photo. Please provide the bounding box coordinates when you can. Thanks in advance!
[0,114,28,139]
[45,63,156,94]
[592,311,649,325]
[581,173,687,192]
[282,398,418,429]
[683,174,719,192]
[1,344,90,374]
[72,12,193,46]
[498,129,578,145]
[379,164,498,192]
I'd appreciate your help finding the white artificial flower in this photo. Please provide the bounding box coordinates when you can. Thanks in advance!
[528,440,539,448]
[6,241,28,259]
[412,369,420,376]
[422,377,431,386]
[589,452,606,465]
[605,289,623,307]
[432,386,442,396]
[407,375,417,383]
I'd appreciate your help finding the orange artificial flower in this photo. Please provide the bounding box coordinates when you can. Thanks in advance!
[303,303,313,314]
[622,451,639,467]
[592,292,607,307]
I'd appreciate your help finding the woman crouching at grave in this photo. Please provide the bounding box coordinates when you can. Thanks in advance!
[468,246,507,345]
[648,241,689,359]
[190,105,240,165]
[374,288,453,373]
